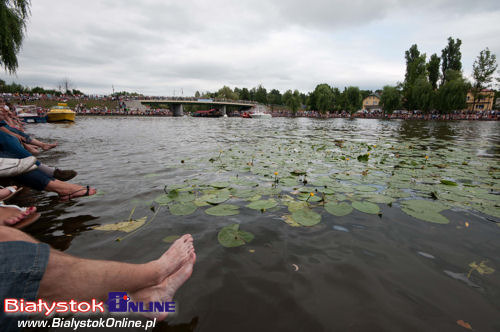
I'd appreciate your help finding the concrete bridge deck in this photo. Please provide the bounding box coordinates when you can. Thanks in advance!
[139,98,258,116]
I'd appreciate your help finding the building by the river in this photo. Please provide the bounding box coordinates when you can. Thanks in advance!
[466,89,495,111]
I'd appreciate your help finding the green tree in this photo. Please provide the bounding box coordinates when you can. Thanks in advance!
[411,77,433,113]
[427,53,440,90]
[254,85,267,104]
[441,37,462,84]
[360,89,372,101]
[217,86,238,100]
[0,0,31,73]
[194,91,201,98]
[268,89,282,105]
[239,88,250,100]
[283,89,300,116]
[436,70,469,113]
[471,48,497,111]
[313,83,334,114]
[379,85,401,114]
[345,86,361,113]
[403,44,427,110]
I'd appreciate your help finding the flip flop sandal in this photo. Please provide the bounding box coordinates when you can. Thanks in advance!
[0,203,36,216]
[0,186,23,201]
[12,212,41,229]
[60,186,91,201]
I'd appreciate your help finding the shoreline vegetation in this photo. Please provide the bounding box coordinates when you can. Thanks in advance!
[1,38,499,121]
[1,94,499,121]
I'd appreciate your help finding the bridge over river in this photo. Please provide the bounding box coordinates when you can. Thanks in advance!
[138,98,259,116]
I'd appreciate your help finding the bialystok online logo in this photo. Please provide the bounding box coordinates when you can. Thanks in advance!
[106,292,175,313]
[4,292,175,316]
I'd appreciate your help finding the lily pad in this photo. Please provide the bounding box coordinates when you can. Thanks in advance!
[94,216,147,232]
[297,193,322,202]
[352,201,380,214]
[286,200,309,213]
[169,202,197,216]
[324,202,353,217]
[210,181,231,189]
[400,199,449,224]
[355,185,377,192]
[154,194,173,205]
[203,189,231,205]
[291,208,321,226]
[246,199,278,210]
[205,204,240,216]
[217,224,254,247]
[440,179,458,186]
[163,235,180,243]
[365,195,395,204]
[282,214,302,227]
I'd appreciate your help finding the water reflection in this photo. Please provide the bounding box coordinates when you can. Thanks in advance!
[16,117,500,332]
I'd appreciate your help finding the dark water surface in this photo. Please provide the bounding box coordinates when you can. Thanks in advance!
[18,117,500,332]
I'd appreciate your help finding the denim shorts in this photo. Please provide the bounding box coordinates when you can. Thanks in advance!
[0,241,50,331]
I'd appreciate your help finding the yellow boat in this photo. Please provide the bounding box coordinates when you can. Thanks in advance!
[47,103,76,122]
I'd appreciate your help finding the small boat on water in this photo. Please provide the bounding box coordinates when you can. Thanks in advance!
[250,111,272,119]
[47,103,76,122]
[16,105,47,123]
[193,109,223,118]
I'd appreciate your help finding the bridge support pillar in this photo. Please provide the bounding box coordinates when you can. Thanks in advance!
[172,104,184,116]
[221,105,227,116]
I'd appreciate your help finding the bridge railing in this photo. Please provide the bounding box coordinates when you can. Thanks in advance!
[140,96,257,105]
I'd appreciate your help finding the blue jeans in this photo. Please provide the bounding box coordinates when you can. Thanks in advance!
[0,151,52,190]
[0,241,50,331]
[5,125,32,144]
[0,131,39,166]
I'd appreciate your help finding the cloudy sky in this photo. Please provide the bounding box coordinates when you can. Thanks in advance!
[2,0,500,95]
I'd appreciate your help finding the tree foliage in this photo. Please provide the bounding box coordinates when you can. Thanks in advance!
[312,83,334,114]
[0,0,31,73]
[403,44,427,110]
[441,37,462,84]
[283,89,301,115]
[345,86,361,113]
[427,53,440,90]
[436,71,469,113]
[411,77,434,113]
[472,48,497,90]
[379,85,401,114]
[239,87,250,100]
[217,85,238,100]
[267,89,282,105]
[254,84,267,104]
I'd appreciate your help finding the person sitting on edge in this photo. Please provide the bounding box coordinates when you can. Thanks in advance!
[0,130,76,181]
[0,226,196,331]
[0,106,58,154]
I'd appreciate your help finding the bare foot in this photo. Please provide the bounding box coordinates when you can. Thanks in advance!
[155,234,194,279]
[58,185,97,201]
[0,186,18,201]
[24,144,40,155]
[132,252,196,320]
[42,142,58,151]
[0,206,35,226]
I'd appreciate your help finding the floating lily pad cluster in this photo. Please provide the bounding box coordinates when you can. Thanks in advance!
[99,135,499,248]
[161,136,499,228]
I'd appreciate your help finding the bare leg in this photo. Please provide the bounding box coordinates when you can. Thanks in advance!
[0,227,194,303]
[28,138,58,151]
[131,252,196,320]
[23,143,40,155]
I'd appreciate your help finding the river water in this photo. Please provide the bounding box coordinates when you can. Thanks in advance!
[18,117,500,331]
